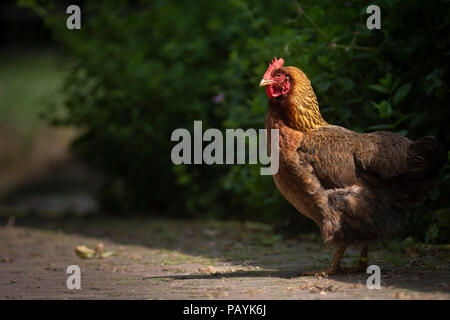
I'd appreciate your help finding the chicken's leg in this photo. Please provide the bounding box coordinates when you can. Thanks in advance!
[339,245,369,273]
[301,246,346,277]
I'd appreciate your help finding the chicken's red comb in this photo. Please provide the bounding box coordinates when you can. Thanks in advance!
[263,57,285,79]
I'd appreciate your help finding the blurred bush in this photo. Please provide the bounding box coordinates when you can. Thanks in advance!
[21,0,449,242]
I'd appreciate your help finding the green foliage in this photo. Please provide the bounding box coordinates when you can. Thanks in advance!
[0,52,65,137]
[22,0,449,242]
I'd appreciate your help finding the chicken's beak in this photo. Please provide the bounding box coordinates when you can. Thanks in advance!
[259,79,273,87]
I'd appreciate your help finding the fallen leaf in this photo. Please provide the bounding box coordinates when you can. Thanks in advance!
[101,251,115,259]
[76,245,95,259]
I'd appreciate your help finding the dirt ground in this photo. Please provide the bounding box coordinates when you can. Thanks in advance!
[0,213,449,300]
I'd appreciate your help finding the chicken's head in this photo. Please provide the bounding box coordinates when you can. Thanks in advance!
[259,57,291,99]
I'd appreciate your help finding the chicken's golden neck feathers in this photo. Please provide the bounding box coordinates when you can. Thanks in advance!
[277,67,328,131]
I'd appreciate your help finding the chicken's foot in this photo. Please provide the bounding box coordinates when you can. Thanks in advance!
[301,246,345,277]
[302,245,369,277]
[339,245,369,273]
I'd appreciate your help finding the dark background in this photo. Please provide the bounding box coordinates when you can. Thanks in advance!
[0,0,449,243]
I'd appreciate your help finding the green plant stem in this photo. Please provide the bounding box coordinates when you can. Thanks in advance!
[294,1,329,40]
[333,44,378,52]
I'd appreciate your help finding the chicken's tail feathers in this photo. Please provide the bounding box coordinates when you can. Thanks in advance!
[397,136,447,203]
[407,136,447,178]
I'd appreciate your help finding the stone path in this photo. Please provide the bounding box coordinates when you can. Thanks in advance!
[0,216,449,299]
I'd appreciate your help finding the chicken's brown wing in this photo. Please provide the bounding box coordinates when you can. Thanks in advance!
[296,125,411,191]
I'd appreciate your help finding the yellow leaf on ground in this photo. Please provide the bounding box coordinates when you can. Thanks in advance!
[101,251,115,259]
[76,245,95,259]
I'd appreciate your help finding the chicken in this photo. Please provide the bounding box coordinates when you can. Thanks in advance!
[260,57,446,276]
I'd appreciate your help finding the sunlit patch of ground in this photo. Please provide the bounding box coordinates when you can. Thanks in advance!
[0,215,449,299]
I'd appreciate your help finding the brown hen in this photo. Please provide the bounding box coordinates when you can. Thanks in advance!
[260,58,446,276]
